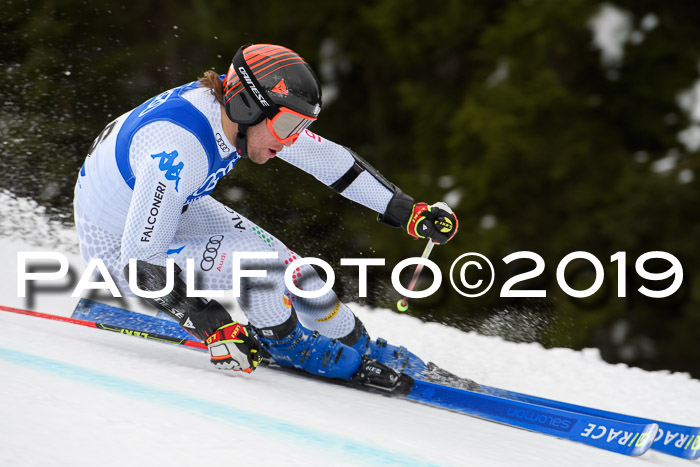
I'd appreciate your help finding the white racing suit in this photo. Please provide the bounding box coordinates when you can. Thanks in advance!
[73,80,396,338]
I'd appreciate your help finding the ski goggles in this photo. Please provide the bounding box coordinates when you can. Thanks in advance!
[266,107,317,145]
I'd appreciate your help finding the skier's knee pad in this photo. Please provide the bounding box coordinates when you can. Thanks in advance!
[255,310,361,380]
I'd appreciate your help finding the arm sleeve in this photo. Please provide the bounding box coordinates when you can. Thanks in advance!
[119,121,209,268]
[276,131,395,214]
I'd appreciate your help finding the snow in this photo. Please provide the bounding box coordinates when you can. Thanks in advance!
[1,191,699,466]
[588,4,633,67]
[677,82,700,152]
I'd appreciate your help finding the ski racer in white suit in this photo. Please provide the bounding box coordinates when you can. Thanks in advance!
[74,44,458,383]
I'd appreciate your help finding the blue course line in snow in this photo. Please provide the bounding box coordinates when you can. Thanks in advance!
[0,346,440,467]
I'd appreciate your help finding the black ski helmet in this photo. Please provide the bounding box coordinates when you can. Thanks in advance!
[223,44,322,127]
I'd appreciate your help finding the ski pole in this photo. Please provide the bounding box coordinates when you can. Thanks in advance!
[0,304,208,350]
[396,239,435,312]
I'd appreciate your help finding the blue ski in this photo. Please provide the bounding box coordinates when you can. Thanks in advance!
[409,380,657,456]
[8,298,689,458]
[480,385,700,459]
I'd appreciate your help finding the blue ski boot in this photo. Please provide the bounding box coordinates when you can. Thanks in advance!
[340,316,480,390]
[339,316,428,379]
[255,311,362,380]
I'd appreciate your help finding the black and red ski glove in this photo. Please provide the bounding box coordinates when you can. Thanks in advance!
[405,202,458,245]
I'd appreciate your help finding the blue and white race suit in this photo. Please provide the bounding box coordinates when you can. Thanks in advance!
[74,80,394,334]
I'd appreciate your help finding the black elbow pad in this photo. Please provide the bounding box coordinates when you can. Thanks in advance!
[329,146,414,229]
[330,146,395,194]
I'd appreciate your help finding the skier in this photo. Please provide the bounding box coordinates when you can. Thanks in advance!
[74,44,458,386]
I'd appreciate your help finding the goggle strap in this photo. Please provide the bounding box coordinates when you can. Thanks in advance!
[232,46,279,121]
[235,123,250,158]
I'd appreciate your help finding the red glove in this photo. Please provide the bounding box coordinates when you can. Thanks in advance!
[406,202,458,244]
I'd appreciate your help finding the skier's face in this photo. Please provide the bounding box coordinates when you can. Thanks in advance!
[246,119,293,165]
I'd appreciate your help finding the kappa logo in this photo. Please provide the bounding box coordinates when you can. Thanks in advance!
[151,150,184,192]
[166,245,185,255]
[271,79,289,96]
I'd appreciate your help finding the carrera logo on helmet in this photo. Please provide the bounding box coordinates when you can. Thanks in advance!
[238,67,270,107]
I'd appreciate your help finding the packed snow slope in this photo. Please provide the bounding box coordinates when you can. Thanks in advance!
[0,190,698,466]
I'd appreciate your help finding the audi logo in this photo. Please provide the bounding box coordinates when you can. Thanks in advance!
[200,235,224,271]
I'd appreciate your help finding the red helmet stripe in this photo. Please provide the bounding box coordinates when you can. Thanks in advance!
[249,54,303,72]
[223,44,317,111]
[253,62,309,86]
[243,44,283,57]
[243,45,293,67]
[250,57,307,76]
[225,46,298,89]
[244,44,292,57]
[243,44,303,68]
[245,47,296,60]
[224,62,311,103]
[224,86,244,104]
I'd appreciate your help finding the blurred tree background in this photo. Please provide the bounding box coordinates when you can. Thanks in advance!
[2,0,700,377]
